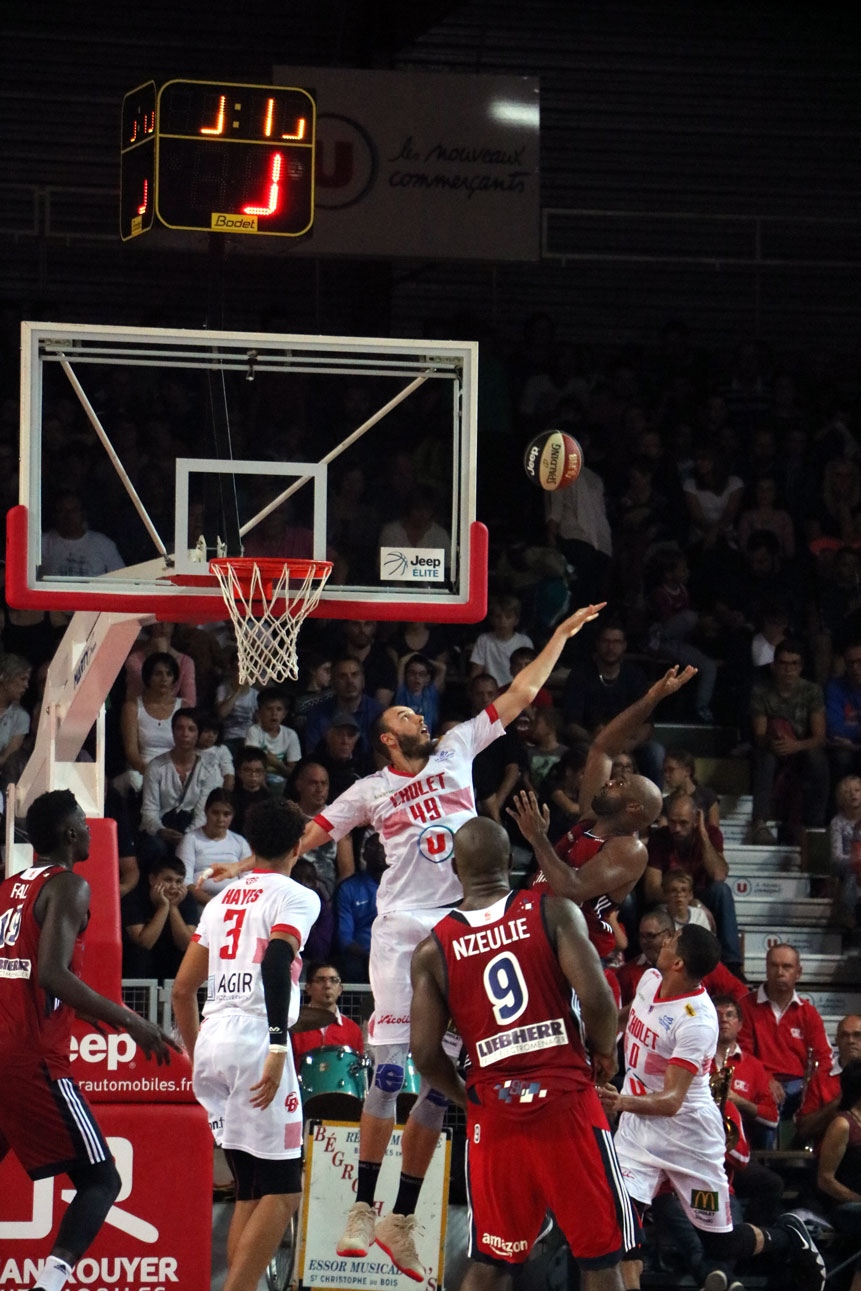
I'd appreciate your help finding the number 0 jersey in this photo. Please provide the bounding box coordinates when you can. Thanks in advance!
[623,966,718,1110]
[317,707,504,916]
[433,889,592,1103]
[0,865,84,1076]
[193,869,320,1025]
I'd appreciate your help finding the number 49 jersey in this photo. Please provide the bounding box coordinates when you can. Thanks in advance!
[433,889,593,1105]
[193,869,320,1026]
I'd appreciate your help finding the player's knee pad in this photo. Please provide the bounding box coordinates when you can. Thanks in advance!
[364,1044,409,1119]
[408,1079,448,1132]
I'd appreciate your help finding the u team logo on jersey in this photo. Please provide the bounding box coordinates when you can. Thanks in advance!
[418,823,455,863]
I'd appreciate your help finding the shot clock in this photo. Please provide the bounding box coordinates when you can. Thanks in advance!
[120,79,316,241]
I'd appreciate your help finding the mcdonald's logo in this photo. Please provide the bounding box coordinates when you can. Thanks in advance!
[690,1189,719,1212]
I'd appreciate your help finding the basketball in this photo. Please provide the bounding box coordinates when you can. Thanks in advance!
[523,429,583,491]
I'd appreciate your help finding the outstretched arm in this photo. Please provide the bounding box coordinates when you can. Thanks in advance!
[199,819,332,886]
[578,665,697,813]
[493,603,605,727]
[508,790,647,902]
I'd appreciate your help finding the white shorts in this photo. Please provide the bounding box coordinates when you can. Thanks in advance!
[613,1101,732,1233]
[369,907,459,1056]
[193,1012,303,1160]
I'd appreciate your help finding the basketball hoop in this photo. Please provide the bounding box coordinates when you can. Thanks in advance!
[210,557,333,685]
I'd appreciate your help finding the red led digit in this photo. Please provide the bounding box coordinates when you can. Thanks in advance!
[137,179,149,215]
[281,117,306,141]
[263,98,275,137]
[200,95,227,136]
[242,151,284,216]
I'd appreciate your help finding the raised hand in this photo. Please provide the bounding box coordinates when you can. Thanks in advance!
[506,790,551,845]
[559,602,607,639]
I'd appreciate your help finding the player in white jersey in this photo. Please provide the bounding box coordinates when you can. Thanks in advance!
[173,800,320,1291]
[598,924,826,1291]
[205,600,603,1281]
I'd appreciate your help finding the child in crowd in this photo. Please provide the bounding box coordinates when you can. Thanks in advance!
[829,774,861,931]
[662,745,720,826]
[659,868,716,933]
[120,856,198,982]
[527,707,568,789]
[244,687,300,794]
[230,747,271,834]
[392,652,446,735]
[177,788,249,905]
[647,550,718,722]
[468,594,533,687]
[214,651,259,756]
[195,711,234,790]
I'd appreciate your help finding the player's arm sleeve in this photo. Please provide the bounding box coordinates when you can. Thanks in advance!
[669,1012,716,1072]
[261,938,295,1046]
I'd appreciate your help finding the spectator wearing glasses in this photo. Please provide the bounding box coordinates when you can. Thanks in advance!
[291,962,364,1063]
[796,1015,861,1151]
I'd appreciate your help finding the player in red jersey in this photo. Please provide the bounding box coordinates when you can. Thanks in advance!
[516,667,696,960]
[0,789,176,1291]
[411,815,638,1291]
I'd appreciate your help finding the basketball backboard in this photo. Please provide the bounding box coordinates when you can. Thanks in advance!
[8,321,486,624]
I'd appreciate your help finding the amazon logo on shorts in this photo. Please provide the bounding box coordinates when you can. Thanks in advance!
[690,1188,719,1212]
[418,824,455,863]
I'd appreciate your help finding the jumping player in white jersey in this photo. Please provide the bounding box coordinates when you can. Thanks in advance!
[173,800,320,1291]
[598,924,826,1291]
[206,600,603,1281]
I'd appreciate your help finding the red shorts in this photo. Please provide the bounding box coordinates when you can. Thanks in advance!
[0,1060,110,1180]
[465,1082,638,1267]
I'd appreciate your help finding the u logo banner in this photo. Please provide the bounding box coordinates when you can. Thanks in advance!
[690,1189,720,1212]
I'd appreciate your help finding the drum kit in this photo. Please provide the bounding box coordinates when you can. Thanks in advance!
[295,1043,421,1124]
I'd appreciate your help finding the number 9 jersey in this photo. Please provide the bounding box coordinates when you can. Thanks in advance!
[432,888,593,1104]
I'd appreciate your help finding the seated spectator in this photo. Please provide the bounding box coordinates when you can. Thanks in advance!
[177,788,248,904]
[644,791,742,975]
[118,651,185,793]
[561,620,665,786]
[244,686,300,793]
[501,646,554,709]
[121,856,197,982]
[540,742,591,840]
[139,710,223,871]
[214,649,259,756]
[334,832,386,984]
[826,641,861,784]
[392,652,446,736]
[104,783,140,898]
[308,713,374,800]
[683,445,744,575]
[469,673,530,827]
[0,651,32,790]
[468,594,533,687]
[805,456,861,552]
[816,1058,861,1276]
[747,637,829,845]
[812,547,861,683]
[40,489,124,577]
[660,869,715,933]
[290,960,364,1063]
[124,622,197,706]
[378,488,452,583]
[738,943,833,1145]
[290,651,333,740]
[195,711,234,790]
[647,550,718,722]
[829,776,861,930]
[338,620,397,706]
[304,657,383,759]
[737,473,796,561]
[662,745,720,826]
[526,706,568,789]
[289,760,354,900]
[292,857,334,962]
[712,994,779,1150]
[797,1014,861,1150]
[230,747,271,835]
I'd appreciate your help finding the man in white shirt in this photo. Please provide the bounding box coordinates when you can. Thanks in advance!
[40,491,124,577]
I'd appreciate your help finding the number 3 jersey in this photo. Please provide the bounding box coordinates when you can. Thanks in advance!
[433,889,593,1105]
[316,707,504,916]
[192,869,320,1026]
[0,865,84,1075]
[623,966,718,1111]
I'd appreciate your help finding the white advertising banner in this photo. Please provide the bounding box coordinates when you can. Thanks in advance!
[298,1121,450,1291]
[272,65,540,260]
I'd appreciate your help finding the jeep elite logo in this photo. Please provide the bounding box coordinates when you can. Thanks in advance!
[211,213,258,231]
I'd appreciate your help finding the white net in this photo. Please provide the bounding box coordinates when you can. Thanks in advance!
[210,558,332,685]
